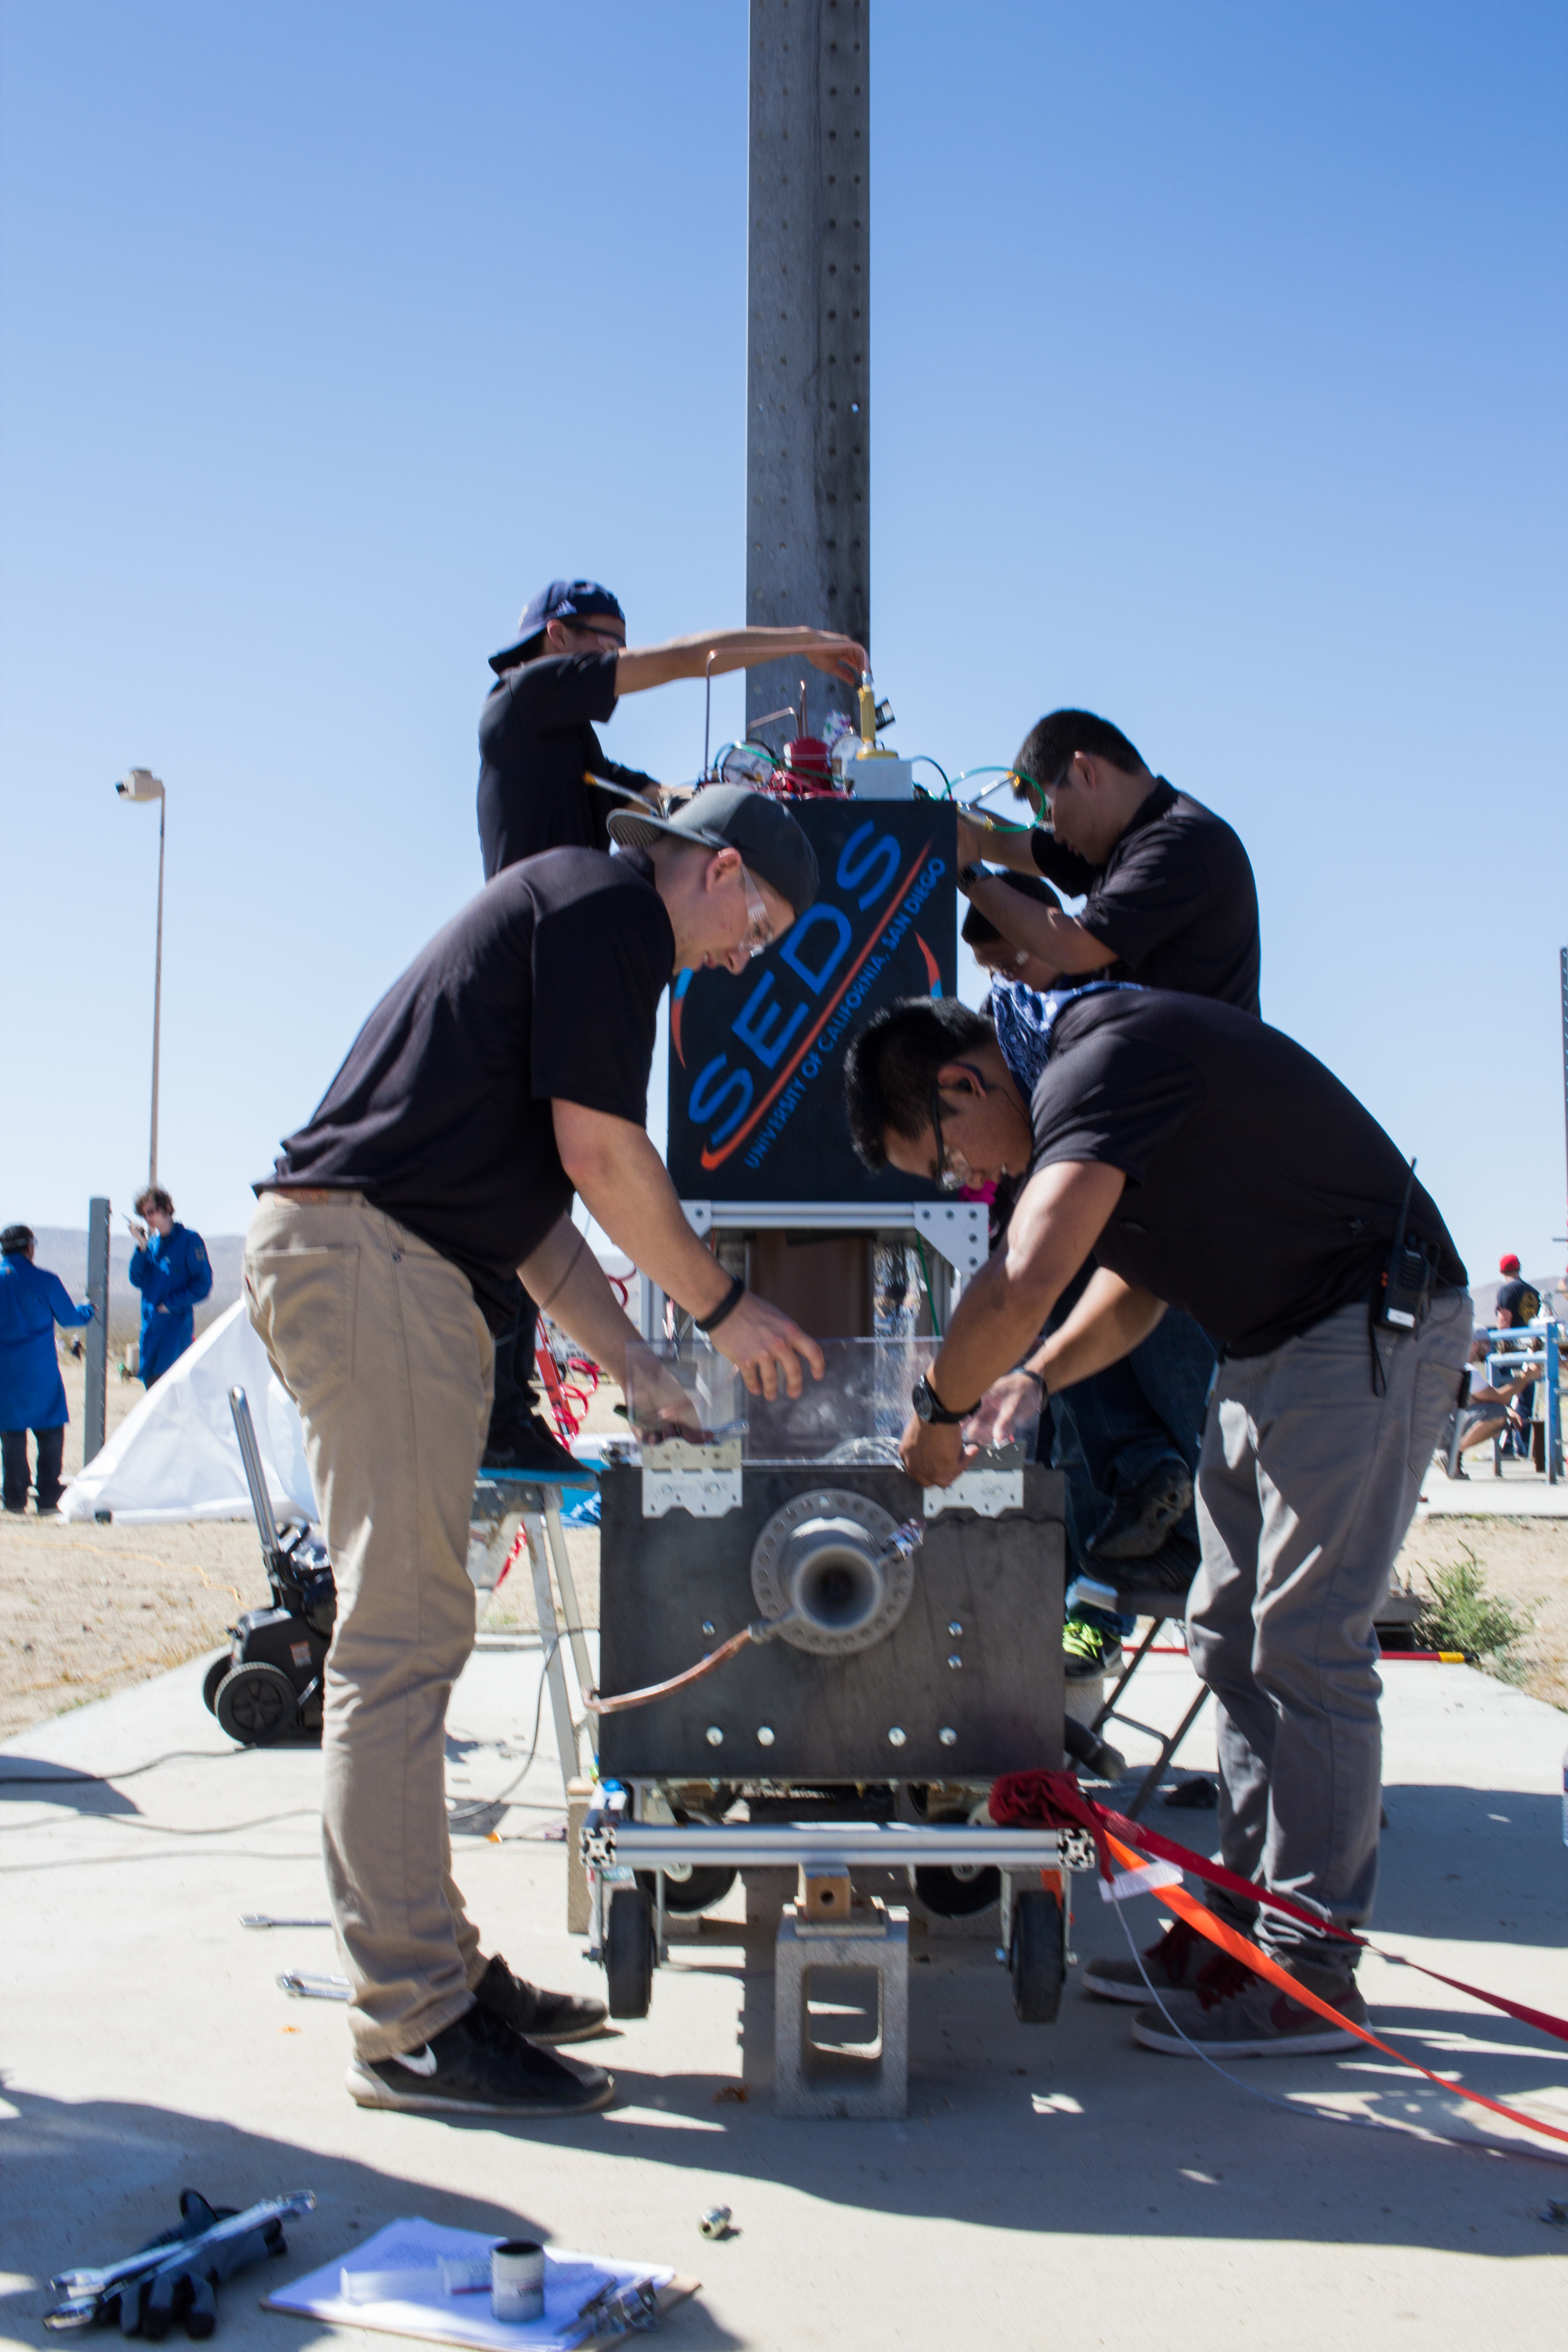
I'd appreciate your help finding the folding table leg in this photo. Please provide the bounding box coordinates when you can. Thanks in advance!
[1124,1686,1213,1820]
[519,1505,582,1798]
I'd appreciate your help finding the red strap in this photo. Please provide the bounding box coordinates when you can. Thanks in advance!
[991,1769,1568,2050]
[1102,1833,1568,2151]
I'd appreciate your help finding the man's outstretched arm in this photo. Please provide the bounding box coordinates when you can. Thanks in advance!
[614,626,866,696]
[552,1102,825,1400]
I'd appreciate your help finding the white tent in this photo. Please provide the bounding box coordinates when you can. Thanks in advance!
[62,1300,316,1527]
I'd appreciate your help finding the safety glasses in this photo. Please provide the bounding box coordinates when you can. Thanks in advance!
[739,864,775,960]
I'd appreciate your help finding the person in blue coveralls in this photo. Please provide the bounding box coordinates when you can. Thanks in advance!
[127,1186,212,1385]
[0,1225,94,1515]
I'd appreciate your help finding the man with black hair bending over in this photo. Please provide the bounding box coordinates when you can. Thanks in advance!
[955,710,1259,1679]
[843,989,1468,2056]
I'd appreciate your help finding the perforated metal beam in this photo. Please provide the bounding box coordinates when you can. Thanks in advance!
[746,0,870,744]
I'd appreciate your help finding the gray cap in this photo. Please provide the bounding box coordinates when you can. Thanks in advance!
[608,784,818,921]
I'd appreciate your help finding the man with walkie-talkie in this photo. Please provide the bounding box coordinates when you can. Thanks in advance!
[845,987,1471,2058]
[474,578,864,1475]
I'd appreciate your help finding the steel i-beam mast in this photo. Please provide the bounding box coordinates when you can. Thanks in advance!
[745,0,870,747]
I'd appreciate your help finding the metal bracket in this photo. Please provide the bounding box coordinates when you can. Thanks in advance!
[923,1463,1024,1519]
[1058,1827,1097,1874]
[911,1200,989,1277]
[642,1467,744,1519]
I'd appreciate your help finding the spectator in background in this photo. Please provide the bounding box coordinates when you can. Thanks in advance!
[1445,1336,1534,1470]
[127,1187,212,1386]
[1493,1252,1542,1456]
[0,1225,94,1516]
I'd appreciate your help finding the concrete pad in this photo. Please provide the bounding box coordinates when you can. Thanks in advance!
[3,1639,1566,2352]
[1418,1472,1568,1519]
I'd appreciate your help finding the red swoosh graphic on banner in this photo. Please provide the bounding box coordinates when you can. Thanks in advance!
[699,837,936,1172]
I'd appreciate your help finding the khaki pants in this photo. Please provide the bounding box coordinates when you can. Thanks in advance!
[244,1192,495,2060]
[1188,1289,1470,1972]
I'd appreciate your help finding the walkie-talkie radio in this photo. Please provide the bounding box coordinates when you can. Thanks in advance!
[1376,1157,1434,1331]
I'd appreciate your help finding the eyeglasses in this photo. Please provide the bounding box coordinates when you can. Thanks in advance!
[739,864,775,960]
[928,1085,970,1194]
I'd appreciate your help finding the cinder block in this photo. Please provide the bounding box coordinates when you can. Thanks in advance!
[774,1901,908,2120]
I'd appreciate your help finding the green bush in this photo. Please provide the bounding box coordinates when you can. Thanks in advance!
[1413,1546,1536,1683]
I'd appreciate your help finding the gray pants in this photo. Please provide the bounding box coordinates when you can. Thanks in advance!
[1187,1289,1470,1976]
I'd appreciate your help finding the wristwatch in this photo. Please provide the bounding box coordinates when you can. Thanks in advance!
[912,1372,980,1426]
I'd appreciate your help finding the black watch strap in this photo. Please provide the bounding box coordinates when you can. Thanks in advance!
[914,1372,979,1426]
[695,1273,746,1334]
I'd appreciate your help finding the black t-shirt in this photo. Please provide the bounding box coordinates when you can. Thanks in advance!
[1029,991,1465,1357]
[477,649,661,878]
[1495,1277,1541,1326]
[261,851,675,1330]
[1030,780,1261,1013]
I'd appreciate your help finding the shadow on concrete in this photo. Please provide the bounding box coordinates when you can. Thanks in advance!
[0,2084,743,2349]
[0,1758,141,1816]
[1362,1784,1565,1951]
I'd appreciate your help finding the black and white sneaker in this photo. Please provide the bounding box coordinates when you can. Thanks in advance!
[472,1952,608,2044]
[348,2001,614,2116]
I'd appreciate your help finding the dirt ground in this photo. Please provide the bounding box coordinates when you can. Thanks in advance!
[3,1343,1564,1742]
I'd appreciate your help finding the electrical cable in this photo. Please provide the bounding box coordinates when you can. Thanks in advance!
[0,1747,245,1789]
[906,755,952,796]
[1111,1884,1563,2167]
[914,1233,944,1339]
[445,1636,561,1824]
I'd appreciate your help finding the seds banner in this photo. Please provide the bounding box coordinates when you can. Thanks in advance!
[666,800,957,1203]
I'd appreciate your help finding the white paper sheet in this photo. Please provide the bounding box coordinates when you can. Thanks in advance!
[265,2217,676,2350]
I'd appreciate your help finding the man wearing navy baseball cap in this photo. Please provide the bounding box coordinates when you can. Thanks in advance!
[475,576,862,1474]
[477,576,864,877]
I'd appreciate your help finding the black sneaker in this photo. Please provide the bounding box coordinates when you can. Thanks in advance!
[473,1952,608,2044]
[1086,1459,1193,1562]
[347,2000,614,2116]
[481,1414,586,1482]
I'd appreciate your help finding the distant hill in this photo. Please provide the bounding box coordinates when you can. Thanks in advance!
[29,1228,245,1343]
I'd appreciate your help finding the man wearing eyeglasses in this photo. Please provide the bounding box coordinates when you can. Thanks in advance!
[245,785,823,2124]
[953,710,1261,1677]
[477,578,864,1472]
[843,990,1468,2058]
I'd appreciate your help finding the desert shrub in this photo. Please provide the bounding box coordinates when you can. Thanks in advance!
[1413,1546,1537,1684]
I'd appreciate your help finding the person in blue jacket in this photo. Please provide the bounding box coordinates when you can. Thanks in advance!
[127,1187,212,1385]
[0,1225,94,1515]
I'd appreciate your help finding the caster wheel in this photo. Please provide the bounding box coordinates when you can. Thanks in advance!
[201,1653,233,1716]
[1009,1888,1066,2023]
[605,1886,654,2019]
[637,1867,738,1916]
[214,1662,299,1748]
[914,1863,1000,1918]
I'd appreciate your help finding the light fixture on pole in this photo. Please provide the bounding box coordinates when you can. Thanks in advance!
[117,768,166,1189]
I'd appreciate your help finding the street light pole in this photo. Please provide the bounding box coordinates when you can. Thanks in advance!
[117,768,166,1189]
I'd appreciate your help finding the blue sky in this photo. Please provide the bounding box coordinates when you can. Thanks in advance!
[1,1,1564,1286]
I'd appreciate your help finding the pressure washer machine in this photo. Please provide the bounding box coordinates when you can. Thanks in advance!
[200,1386,335,1747]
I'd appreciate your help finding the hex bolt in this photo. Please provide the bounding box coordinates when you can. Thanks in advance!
[756,1725,775,1746]
[948,1621,963,1637]
[705,1725,725,1747]
[947,1653,963,1669]
[887,1726,906,1747]
[939,1727,958,1747]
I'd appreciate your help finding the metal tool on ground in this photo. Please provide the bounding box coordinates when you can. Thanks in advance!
[240,1915,331,1930]
[696,2209,732,2242]
[277,1971,349,2001]
[200,1389,336,1747]
[44,2190,315,2333]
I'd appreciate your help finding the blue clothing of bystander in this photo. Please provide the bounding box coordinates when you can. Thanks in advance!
[0,1254,93,1430]
[129,1223,212,1386]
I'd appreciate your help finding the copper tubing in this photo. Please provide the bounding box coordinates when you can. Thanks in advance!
[585,1626,757,1716]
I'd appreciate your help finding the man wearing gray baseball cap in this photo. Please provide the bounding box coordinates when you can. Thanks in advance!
[247,784,823,2125]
